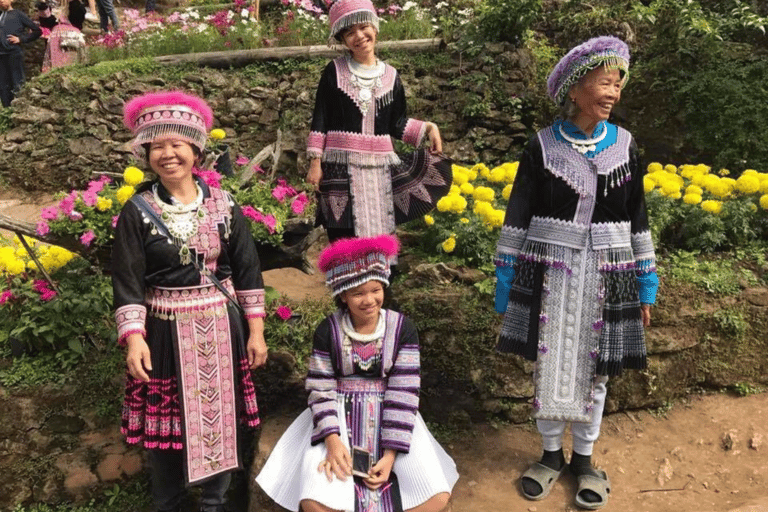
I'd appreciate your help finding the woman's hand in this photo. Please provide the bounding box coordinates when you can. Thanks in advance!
[318,434,352,482]
[425,122,443,154]
[246,317,268,369]
[364,449,396,490]
[641,304,651,327]
[126,335,152,382]
[7,35,20,45]
[306,158,322,190]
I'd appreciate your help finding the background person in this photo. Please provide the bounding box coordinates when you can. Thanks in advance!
[0,0,41,107]
[494,36,659,510]
[113,90,267,512]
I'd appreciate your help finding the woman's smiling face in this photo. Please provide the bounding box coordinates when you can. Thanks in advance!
[147,137,198,186]
[569,66,623,133]
[341,23,377,62]
[340,279,384,326]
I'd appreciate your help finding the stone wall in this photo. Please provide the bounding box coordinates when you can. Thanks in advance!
[0,44,533,193]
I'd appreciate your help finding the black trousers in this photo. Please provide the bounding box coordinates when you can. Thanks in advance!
[0,51,25,107]
[147,449,230,512]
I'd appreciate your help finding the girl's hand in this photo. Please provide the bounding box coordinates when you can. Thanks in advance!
[306,158,322,190]
[246,317,268,369]
[425,122,443,154]
[363,449,396,490]
[126,335,152,382]
[318,434,352,482]
[641,304,651,327]
[7,35,20,45]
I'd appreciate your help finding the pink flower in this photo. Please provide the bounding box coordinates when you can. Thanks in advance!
[275,305,292,321]
[291,194,308,215]
[0,290,15,305]
[41,206,59,220]
[236,155,250,166]
[80,230,96,247]
[193,169,222,189]
[33,280,48,293]
[87,178,107,194]
[36,220,50,236]
[82,190,98,207]
[262,214,277,233]
[69,211,83,221]
[112,215,119,228]
[40,289,57,301]
[241,206,263,222]
[58,194,76,215]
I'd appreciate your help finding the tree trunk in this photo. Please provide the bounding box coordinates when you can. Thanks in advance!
[154,38,445,68]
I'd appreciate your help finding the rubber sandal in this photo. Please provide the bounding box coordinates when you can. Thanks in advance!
[520,462,566,501]
[574,469,611,510]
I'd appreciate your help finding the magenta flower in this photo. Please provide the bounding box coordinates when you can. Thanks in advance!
[41,206,59,220]
[58,196,75,216]
[275,305,292,321]
[0,290,15,305]
[82,190,98,207]
[39,289,57,301]
[241,206,263,222]
[291,195,308,215]
[33,280,48,293]
[111,215,119,228]
[36,220,50,236]
[69,211,83,221]
[262,214,277,233]
[80,230,96,247]
[271,185,290,203]
[87,179,106,194]
[236,155,249,166]
[193,169,222,189]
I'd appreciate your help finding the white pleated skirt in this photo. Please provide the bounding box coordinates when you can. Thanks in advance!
[255,407,459,512]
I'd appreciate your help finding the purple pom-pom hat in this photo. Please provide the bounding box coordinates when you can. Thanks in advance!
[546,36,630,106]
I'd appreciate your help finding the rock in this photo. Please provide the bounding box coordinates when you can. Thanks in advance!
[11,105,59,124]
[46,414,86,434]
[722,430,738,451]
[100,95,125,115]
[64,467,99,491]
[749,433,763,450]
[96,453,125,481]
[228,97,261,116]
[4,127,27,142]
[69,137,105,156]
[745,288,768,307]
[656,457,673,486]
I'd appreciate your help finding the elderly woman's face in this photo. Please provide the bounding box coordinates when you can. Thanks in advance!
[569,66,623,131]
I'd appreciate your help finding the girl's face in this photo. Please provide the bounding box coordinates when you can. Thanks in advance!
[569,66,623,133]
[0,0,12,10]
[148,137,197,186]
[342,23,377,62]
[340,279,384,326]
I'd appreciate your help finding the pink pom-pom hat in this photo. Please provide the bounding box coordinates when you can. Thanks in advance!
[547,36,630,106]
[122,90,214,158]
[328,0,379,43]
[318,234,399,296]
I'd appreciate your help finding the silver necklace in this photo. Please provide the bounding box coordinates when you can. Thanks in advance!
[341,311,385,368]
[347,57,384,114]
[153,183,206,265]
[559,122,608,155]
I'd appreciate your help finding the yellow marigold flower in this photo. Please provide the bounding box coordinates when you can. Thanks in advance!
[696,164,711,174]
[683,193,702,205]
[710,182,731,199]
[452,171,468,186]
[679,164,697,179]
[116,185,136,205]
[685,185,703,195]
[27,260,37,271]
[473,200,493,218]
[489,166,506,183]
[661,181,681,196]
[643,176,656,193]
[472,163,490,179]
[6,258,25,275]
[424,215,435,226]
[460,183,475,195]
[123,166,144,186]
[452,164,470,176]
[760,181,768,194]
[472,186,495,203]
[503,162,519,183]
[743,169,758,176]
[460,217,469,224]
[436,196,452,213]
[450,195,468,214]
[96,196,113,212]
[701,200,723,214]
[488,209,505,228]
[450,185,461,195]
[736,175,761,195]
[647,162,663,173]
[718,168,730,176]
[664,164,678,174]
[502,184,513,200]
[760,194,768,210]
[209,128,226,140]
[441,236,456,253]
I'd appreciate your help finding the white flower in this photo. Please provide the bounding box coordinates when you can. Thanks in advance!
[435,1,447,8]
[403,1,418,11]
[241,8,249,17]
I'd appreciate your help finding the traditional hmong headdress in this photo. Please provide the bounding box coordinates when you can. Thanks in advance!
[328,0,379,43]
[318,235,399,297]
[122,90,214,159]
[547,36,630,106]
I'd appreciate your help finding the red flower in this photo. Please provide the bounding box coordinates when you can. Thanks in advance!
[275,305,292,321]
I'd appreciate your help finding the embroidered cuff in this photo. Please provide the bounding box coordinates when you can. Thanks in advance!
[307,131,326,159]
[637,267,659,305]
[115,304,147,346]
[236,288,265,318]
[402,118,427,147]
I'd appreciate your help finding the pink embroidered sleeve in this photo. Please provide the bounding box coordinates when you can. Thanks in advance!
[402,118,427,147]
[236,288,266,318]
[307,131,326,160]
[115,304,147,346]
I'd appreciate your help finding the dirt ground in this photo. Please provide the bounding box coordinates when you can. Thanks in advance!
[2,190,768,512]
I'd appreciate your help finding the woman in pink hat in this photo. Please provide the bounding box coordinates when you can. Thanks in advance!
[257,235,457,512]
[113,90,267,512]
[305,0,452,243]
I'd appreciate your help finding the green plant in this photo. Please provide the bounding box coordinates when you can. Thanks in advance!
[471,0,541,47]
[713,308,748,340]
[732,381,762,396]
[0,106,12,134]
[662,251,742,296]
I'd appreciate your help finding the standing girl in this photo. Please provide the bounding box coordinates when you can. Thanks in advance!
[113,90,267,512]
[257,235,458,512]
[306,0,452,242]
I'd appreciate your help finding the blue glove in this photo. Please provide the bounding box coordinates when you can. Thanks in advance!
[495,265,516,314]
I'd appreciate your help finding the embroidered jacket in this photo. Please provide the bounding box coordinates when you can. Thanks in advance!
[112,178,265,344]
[306,310,421,453]
[307,57,427,168]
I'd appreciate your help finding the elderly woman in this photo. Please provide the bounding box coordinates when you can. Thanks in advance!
[494,37,658,510]
[112,91,267,512]
[305,0,451,242]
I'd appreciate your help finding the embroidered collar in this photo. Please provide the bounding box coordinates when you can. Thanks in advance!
[553,120,618,157]
[341,310,385,343]
[346,56,385,79]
